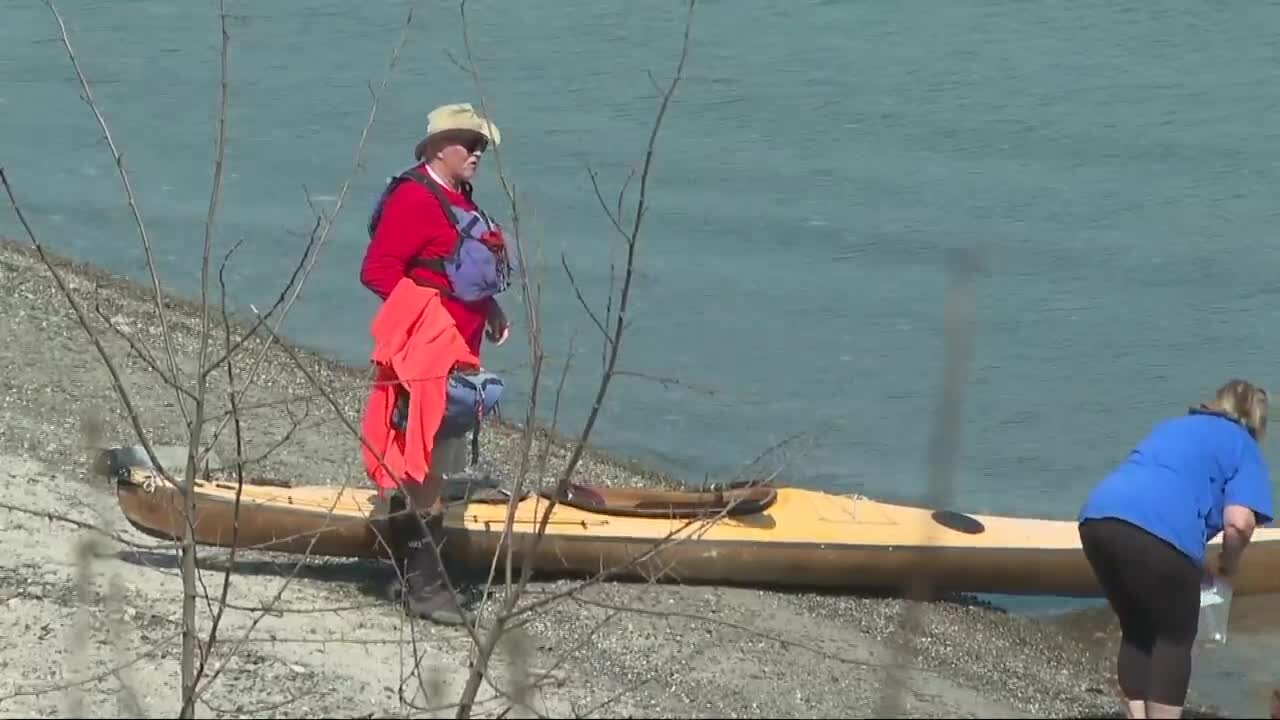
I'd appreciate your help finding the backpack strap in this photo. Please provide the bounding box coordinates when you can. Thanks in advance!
[398,168,467,274]
[470,420,481,467]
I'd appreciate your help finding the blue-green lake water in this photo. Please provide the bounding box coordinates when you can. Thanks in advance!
[4,1,1279,714]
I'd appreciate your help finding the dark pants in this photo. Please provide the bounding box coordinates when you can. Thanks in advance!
[1078,517,1201,707]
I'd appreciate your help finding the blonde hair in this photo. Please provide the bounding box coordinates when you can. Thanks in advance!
[1199,379,1269,441]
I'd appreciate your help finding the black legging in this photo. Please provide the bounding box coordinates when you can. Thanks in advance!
[1078,517,1202,707]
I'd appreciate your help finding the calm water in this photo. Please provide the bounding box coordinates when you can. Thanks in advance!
[4,0,1279,713]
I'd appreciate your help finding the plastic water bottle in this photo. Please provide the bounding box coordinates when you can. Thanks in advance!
[1197,576,1233,645]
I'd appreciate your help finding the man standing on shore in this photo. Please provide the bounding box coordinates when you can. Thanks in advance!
[359,102,511,625]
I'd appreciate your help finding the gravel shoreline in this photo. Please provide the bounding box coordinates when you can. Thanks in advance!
[0,235,1227,717]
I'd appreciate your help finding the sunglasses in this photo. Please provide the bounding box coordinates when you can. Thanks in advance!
[460,138,488,156]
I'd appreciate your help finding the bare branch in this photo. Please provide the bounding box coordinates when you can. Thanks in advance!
[199,689,312,716]
[571,595,928,674]
[43,0,190,428]
[559,251,612,345]
[442,2,697,716]
[523,605,621,690]
[0,629,183,704]
[92,283,194,399]
[476,332,578,622]
[604,243,618,373]
[552,0,695,492]
[188,157,250,707]
[509,0,696,615]
[198,215,323,454]
[615,166,636,227]
[613,369,717,396]
[186,480,365,706]
[443,48,472,75]
[586,167,631,244]
[644,69,664,98]
[104,574,147,716]
[226,0,418,402]
[874,247,980,717]
[193,597,386,616]
[66,536,94,717]
[218,399,314,471]
[1,168,180,490]
[199,214,322,379]
[177,3,233,713]
[586,163,632,372]
[450,0,549,529]
[0,500,171,552]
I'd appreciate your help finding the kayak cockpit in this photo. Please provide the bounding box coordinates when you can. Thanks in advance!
[548,482,777,519]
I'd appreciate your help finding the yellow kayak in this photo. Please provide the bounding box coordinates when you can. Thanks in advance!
[109,455,1280,598]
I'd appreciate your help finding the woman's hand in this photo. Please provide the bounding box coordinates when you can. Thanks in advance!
[1218,504,1258,579]
[1201,562,1217,588]
[485,299,509,346]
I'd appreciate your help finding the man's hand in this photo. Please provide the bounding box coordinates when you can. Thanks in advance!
[485,300,509,346]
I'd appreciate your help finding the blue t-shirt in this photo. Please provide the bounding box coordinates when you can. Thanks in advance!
[1079,409,1276,566]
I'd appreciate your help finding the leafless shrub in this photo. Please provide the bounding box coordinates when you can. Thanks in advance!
[0,0,988,717]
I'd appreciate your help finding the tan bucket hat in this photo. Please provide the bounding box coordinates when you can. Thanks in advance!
[428,102,500,143]
[414,102,501,160]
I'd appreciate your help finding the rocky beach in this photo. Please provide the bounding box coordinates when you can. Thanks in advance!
[0,235,1228,718]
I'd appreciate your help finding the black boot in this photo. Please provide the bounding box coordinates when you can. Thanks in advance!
[383,492,411,601]
[401,511,469,626]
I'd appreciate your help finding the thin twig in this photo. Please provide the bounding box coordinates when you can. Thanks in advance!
[0,500,171,552]
[104,574,147,716]
[449,3,696,716]
[0,169,179,492]
[198,214,323,453]
[193,597,387,616]
[199,689,314,716]
[224,1,418,409]
[43,0,190,428]
[572,595,930,674]
[188,182,248,706]
[560,252,612,345]
[613,369,717,396]
[235,307,484,650]
[475,332,578,623]
[541,0,695,516]
[874,248,980,717]
[92,285,194,400]
[177,3,232,714]
[511,0,696,631]
[451,0,547,529]
[0,629,184,703]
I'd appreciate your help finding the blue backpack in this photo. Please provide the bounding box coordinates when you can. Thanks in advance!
[368,166,514,303]
[444,368,504,465]
[441,369,505,437]
[389,368,505,466]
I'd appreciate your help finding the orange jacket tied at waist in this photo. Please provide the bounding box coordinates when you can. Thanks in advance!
[360,277,478,493]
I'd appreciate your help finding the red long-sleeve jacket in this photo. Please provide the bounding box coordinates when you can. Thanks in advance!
[360,163,495,356]
[360,277,480,492]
